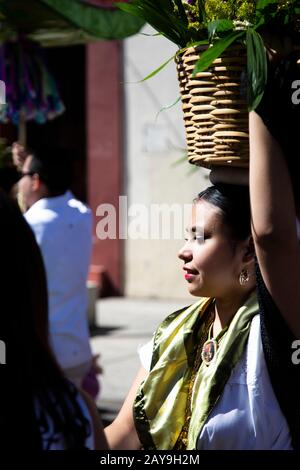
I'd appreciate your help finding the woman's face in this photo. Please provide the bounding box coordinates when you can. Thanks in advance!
[178,200,247,298]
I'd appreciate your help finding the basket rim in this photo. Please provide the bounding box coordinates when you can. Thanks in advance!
[177,42,300,60]
[177,43,244,57]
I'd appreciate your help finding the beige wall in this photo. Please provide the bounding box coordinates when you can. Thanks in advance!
[124,26,209,299]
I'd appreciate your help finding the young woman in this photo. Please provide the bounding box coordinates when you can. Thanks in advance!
[105,43,300,450]
[0,190,108,450]
[105,183,295,450]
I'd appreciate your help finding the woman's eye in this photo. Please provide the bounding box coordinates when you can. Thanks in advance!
[196,231,205,240]
[184,233,205,242]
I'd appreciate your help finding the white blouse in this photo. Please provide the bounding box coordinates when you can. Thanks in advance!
[138,315,292,450]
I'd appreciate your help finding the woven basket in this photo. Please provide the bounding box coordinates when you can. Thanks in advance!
[176,44,249,168]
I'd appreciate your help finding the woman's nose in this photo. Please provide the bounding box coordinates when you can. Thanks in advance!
[178,243,192,261]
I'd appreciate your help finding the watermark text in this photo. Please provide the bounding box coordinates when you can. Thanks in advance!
[0,340,6,365]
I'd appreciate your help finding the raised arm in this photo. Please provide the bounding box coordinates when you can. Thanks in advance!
[249,110,300,338]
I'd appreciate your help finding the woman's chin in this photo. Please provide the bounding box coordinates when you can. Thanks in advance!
[187,284,204,297]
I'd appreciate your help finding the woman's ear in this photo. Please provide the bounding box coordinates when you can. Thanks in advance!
[243,236,255,263]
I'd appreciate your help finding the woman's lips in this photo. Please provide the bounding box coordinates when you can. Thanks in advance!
[184,273,195,281]
[183,268,198,281]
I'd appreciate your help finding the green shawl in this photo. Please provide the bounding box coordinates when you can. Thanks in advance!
[134,293,259,450]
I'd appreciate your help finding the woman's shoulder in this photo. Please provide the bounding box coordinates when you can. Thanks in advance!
[138,298,210,372]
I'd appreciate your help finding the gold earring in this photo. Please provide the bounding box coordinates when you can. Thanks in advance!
[239,269,249,286]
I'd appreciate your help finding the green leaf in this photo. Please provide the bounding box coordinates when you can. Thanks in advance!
[171,154,188,168]
[118,1,187,47]
[138,54,175,82]
[246,29,267,111]
[116,3,142,17]
[192,30,245,76]
[172,0,188,27]
[208,19,234,41]
[186,39,209,48]
[197,0,207,24]
[256,0,275,8]
[255,0,279,27]
[139,32,161,37]
[186,164,199,175]
[156,95,181,120]
[39,0,145,40]
[118,0,203,47]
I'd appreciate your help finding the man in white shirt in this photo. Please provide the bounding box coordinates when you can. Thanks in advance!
[18,148,94,389]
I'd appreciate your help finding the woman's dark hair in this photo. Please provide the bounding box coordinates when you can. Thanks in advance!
[195,184,251,242]
[0,190,90,449]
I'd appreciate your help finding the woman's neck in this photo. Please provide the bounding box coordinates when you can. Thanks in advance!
[213,288,255,336]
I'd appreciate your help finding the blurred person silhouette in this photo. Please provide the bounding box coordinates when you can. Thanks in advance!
[0,189,107,449]
[16,145,100,399]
